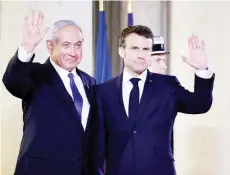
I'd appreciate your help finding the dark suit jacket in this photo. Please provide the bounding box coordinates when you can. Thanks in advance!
[95,70,214,175]
[2,50,97,175]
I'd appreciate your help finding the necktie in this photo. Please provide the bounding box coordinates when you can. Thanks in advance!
[128,78,140,119]
[68,73,83,120]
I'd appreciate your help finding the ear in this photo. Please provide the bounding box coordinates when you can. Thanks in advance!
[46,40,54,54]
[118,46,125,58]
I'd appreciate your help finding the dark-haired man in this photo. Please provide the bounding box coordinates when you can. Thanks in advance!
[95,25,214,175]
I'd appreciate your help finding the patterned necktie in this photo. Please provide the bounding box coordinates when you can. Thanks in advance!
[68,73,83,120]
[128,78,141,119]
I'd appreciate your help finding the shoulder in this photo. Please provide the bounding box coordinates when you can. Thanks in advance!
[150,72,179,85]
[98,76,118,88]
[77,69,96,85]
[95,76,118,94]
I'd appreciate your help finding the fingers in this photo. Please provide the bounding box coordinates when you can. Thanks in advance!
[25,11,34,28]
[194,35,200,49]
[191,34,196,49]
[25,10,44,28]
[188,37,193,51]
[37,12,44,27]
[191,34,200,49]
[201,40,205,52]
[189,34,205,51]
[33,10,40,26]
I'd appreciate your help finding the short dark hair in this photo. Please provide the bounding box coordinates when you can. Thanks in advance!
[119,25,154,47]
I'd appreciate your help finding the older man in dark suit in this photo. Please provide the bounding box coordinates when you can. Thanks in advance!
[2,11,97,175]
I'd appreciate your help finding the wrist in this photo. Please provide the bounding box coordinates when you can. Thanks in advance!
[195,66,208,71]
[21,43,36,53]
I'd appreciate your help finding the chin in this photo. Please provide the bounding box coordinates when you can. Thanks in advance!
[62,65,76,72]
[135,69,146,74]
[137,66,147,72]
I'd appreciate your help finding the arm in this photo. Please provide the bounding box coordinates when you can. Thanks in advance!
[2,47,36,99]
[175,74,215,114]
[2,11,49,99]
[176,34,215,114]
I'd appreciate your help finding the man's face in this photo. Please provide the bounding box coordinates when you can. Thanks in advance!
[46,25,84,71]
[149,54,167,74]
[119,33,152,75]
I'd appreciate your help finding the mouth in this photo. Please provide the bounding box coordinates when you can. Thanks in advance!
[66,58,78,62]
[135,61,146,64]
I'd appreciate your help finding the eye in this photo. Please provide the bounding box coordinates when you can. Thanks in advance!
[75,43,82,49]
[63,43,70,48]
[132,47,138,50]
[143,48,150,51]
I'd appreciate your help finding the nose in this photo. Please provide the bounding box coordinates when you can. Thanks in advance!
[69,46,77,57]
[137,49,145,58]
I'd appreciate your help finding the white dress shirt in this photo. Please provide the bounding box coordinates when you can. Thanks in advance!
[122,68,147,117]
[17,45,90,130]
[122,67,213,117]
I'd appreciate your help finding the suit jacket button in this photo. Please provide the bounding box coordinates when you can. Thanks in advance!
[133,130,137,134]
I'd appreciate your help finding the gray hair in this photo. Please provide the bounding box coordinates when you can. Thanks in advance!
[49,20,82,42]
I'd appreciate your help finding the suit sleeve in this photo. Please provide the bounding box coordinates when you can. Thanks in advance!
[2,49,37,99]
[174,74,215,114]
[92,86,106,175]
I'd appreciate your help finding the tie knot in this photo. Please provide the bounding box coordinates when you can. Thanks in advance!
[130,78,140,86]
[68,73,74,80]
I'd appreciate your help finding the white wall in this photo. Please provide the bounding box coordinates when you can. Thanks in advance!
[0,1,93,175]
[170,2,230,175]
[132,1,169,38]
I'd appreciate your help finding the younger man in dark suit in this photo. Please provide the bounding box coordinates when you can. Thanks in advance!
[95,25,215,175]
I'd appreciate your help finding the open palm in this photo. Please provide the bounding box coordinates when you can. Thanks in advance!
[182,34,208,70]
[22,10,49,53]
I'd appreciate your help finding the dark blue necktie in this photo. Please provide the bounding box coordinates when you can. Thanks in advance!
[68,73,83,120]
[129,78,140,119]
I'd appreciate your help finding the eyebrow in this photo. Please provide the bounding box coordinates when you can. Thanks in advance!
[129,46,150,49]
[62,41,82,45]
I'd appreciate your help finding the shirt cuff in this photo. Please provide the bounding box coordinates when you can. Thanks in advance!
[18,45,34,62]
[195,69,214,79]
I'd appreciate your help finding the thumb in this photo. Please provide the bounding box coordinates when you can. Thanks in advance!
[41,26,50,38]
[181,56,193,67]
[38,27,50,44]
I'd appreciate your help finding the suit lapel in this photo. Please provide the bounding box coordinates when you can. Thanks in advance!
[44,59,84,133]
[114,74,130,122]
[76,69,93,131]
[44,59,75,107]
[76,69,91,104]
[134,71,161,128]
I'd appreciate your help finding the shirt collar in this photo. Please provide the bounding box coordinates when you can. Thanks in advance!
[49,58,77,78]
[123,67,148,84]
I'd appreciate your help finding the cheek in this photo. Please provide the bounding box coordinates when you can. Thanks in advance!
[145,56,151,62]
[54,48,67,58]
[74,48,82,56]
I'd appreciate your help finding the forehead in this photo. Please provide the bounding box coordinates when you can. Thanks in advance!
[125,33,152,47]
[56,26,83,42]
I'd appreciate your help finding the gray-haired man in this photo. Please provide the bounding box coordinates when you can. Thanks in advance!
[2,11,97,175]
